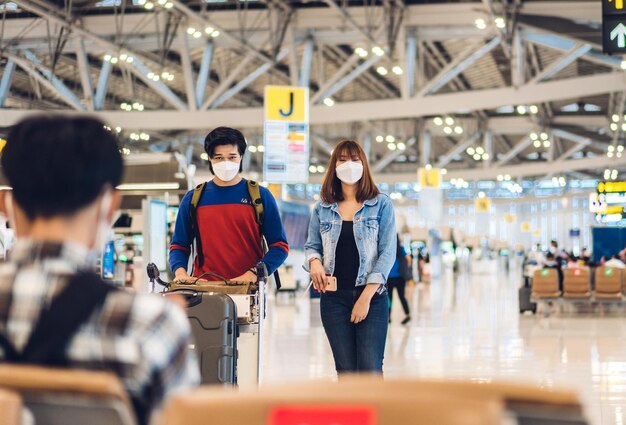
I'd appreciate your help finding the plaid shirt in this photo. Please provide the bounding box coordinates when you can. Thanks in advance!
[0,240,200,422]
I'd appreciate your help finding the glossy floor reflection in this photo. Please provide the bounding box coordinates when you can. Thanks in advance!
[263,260,626,425]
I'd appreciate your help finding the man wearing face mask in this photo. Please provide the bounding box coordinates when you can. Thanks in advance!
[0,116,200,425]
[169,127,289,283]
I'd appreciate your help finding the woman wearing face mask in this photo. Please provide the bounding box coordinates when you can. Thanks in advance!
[169,127,289,284]
[304,140,396,374]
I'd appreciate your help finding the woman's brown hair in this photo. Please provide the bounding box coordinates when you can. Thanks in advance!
[320,140,380,204]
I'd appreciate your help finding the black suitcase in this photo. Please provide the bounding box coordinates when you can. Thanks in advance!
[519,278,537,314]
[165,290,238,385]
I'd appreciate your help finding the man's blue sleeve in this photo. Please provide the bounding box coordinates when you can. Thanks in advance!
[169,191,194,274]
[260,188,289,275]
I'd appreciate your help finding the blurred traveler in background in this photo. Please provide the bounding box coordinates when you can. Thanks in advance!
[169,127,288,283]
[0,116,199,425]
[387,235,412,325]
[305,140,396,374]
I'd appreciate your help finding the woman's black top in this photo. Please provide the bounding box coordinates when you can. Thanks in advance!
[334,221,360,290]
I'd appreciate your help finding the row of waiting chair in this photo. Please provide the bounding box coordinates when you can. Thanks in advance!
[0,364,589,425]
[532,266,625,300]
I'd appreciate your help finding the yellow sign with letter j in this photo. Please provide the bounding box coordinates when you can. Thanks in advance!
[265,86,308,122]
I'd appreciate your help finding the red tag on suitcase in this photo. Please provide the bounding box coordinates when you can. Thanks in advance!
[268,405,376,425]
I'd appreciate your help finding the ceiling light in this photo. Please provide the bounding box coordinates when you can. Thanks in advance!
[137,104,144,111]
[125,105,132,111]
[201,153,209,161]
[161,72,170,79]
[376,66,388,76]
[533,140,541,148]
[474,18,487,30]
[433,117,443,126]
[622,123,626,132]
[248,145,258,153]
[137,0,146,4]
[425,164,432,170]
[376,136,384,143]
[147,72,155,79]
[619,145,624,152]
[392,66,403,75]
[497,175,503,181]
[323,97,335,107]
[530,133,538,141]
[132,102,141,109]
[476,147,485,155]
[609,145,615,152]
[482,153,489,160]
[540,132,549,141]
[205,27,215,35]
[386,135,395,143]
[257,145,265,153]
[622,60,626,70]
[445,117,454,126]
[167,75,174,81]
[144,2,154,9]
[611,123,619,131]
[454,126,463,135]
[317,165,325,173]
[478,192,486,198]
[153,75,160,81]
[441,169,447,175]
[516,105,527,115]
[187,27,196,35]
[613,114,620,122]
[467,147,475,155]
[443,127,452,135]
[115,127,122,133]
[529,105,539,114]
[212,30,220,38]
[463,182,469,189]
[473,154,481,161]
[355,47,368,58]
[157,0,166,5]
[104,54,112,62]
[608,152,615,158]
[543,140,551,148]
[372,46,384,57]
[388,143,397,151]
[504,175,511,181]
[119,54,128,61]
[618,152,623,158]
[494,17,506,29]
[397,142,406,151]
[164,2,173,8]
[120,102,128,110]
[110,57,119,64]
[193,31,202,39]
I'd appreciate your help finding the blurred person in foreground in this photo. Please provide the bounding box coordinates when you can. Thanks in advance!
[0,115,199,425]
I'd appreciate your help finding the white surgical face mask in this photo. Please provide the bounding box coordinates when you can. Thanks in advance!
[336,161,363,185]
[212,161,240,182]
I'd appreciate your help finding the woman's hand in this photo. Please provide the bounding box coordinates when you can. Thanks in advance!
[351,296,371,323]
[309,259,327,292]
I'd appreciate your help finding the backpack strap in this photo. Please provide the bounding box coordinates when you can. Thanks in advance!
[247,180,281,290]
[6,272,115,365]
[189,182,207,268]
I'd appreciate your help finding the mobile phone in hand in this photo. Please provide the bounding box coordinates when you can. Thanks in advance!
[325,275,337,292]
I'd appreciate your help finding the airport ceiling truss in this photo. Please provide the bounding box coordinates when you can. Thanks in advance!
[0,0,622,183]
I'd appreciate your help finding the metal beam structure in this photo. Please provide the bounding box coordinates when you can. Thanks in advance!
[0,0,620,182]
[0,59,16,108]
[437,133,480,168]
[195,42,214,107]
[178,27,198,111]
[417,36,501,96]
[75,37,94,111]
[496,136,532,166]
[529,43,592,84]
[94,60,112,111]
[372,138,417,172]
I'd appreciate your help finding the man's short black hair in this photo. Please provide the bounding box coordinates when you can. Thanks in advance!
[204,127,247,174]
[546,252,555,260]
[1,115,123,220]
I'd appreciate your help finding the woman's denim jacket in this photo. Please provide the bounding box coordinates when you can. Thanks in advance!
[304,194,396,293]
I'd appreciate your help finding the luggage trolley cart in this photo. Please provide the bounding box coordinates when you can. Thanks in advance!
[147,263,267,388]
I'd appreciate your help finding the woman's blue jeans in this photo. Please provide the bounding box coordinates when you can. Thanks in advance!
[320,287,389,373]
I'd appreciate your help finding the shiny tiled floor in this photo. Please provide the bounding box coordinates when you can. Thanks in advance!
[262,258,626,425]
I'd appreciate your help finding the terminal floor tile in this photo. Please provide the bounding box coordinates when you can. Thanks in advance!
[263,260,626,425]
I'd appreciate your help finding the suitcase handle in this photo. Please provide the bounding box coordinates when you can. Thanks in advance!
[168,289,202,308]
